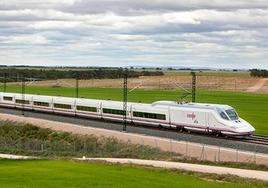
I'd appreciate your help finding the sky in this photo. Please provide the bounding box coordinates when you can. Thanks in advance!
[0,0,268,69]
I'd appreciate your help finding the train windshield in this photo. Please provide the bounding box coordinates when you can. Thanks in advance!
[216,108,229,120]
[225,109,239,120]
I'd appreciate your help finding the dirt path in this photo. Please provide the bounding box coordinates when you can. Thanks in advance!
[0,153,37,159]
[77,158,268,181]
[247,78,268,92]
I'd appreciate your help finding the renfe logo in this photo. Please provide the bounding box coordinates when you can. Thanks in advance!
[187,112,196,120]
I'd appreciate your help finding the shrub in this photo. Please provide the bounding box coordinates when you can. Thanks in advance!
[0,121,174,159]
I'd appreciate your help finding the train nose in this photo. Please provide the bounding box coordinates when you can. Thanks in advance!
[237,119,255,135]
[236,126,255,133]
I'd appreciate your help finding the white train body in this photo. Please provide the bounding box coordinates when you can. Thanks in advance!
[0,92,255,136]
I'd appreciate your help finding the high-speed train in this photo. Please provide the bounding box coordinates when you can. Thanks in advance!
[0,92,255,136]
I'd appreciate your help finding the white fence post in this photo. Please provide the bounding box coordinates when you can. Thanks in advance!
[218,146,221,162]
[185,141,188,158]
[236,149,238,163]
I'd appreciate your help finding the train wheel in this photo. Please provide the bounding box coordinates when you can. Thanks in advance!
[212,131,221,137]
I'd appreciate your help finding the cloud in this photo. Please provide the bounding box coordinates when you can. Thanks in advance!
[0,34,48,44]
[0,0,267,69]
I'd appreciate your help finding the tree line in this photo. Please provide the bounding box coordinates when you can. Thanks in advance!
[250,69,268,78]
[0,68,164,81]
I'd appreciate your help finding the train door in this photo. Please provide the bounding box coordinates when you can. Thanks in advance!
[168,107,171,126]
[207,112,220,132]
[74,99,77,116]
[203,112,210,133]
[51,98,54,113]
[100,102,103,119]
[206,113,210,128]
[30,96,34,110]
[130,105,133,122]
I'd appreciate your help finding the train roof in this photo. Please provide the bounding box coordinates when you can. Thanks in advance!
[151,101,232,110]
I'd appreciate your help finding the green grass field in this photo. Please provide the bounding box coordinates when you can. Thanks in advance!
[1,85,267,135]
[0,160,265,188]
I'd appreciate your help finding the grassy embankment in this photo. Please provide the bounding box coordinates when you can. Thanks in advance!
[0,160,267,188]
[0,85,267,135]
[0,122,171,159]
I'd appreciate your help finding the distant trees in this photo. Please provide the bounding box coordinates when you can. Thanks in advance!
[250,69,268,78]
[0,68,164,81]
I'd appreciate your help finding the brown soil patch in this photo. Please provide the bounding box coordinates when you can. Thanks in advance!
[246,78,268,93]
[9,75,268,93]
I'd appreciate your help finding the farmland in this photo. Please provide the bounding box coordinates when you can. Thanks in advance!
[6,74,268,93]
[0,160,266,188]
[0,85,267,135]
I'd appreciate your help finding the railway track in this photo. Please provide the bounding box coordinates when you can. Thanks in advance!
[149,126,268,146]
[130,124,268,146]
[242,135,268,145]
[180,131,268,146]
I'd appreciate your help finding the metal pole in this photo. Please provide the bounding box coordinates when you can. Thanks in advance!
[3,73,7,92]
[21,75,25,116]
[76,73,79,98]
[191,71,196,102]
[123,68,128,132]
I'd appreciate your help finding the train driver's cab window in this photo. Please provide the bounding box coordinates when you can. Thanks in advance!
[3,96,13,101]
[216,108,229,120]
[225,109,239,121]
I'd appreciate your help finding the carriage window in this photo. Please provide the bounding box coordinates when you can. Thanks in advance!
[3,96,13,101]
[15,99,30,104]
[54,103,72,109]
[225,109,239,120]
[34,101,49,107]
[103,108,126,115]
[133,111,166,120]
[77,106,97,112]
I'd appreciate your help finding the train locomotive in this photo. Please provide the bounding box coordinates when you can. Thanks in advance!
[0,92,255,136]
